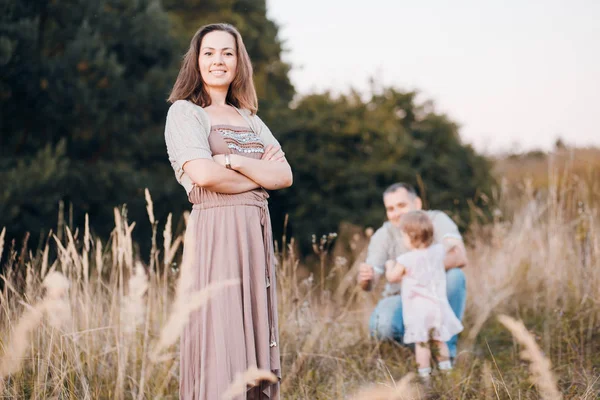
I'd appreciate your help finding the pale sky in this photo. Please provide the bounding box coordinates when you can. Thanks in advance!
[266,0,600,153]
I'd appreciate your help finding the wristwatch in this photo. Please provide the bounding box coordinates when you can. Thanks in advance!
[225,154,232,169]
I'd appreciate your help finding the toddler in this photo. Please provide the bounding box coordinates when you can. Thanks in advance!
[385,210,463,380]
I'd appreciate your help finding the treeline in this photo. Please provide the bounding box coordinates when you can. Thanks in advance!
[0,0,494,256]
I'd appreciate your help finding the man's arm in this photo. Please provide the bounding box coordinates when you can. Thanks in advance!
[358,226,389,290]
[443,237,468,270]
[431,211,468,270]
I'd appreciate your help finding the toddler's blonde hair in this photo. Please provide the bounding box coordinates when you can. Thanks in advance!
[400,210,434,248]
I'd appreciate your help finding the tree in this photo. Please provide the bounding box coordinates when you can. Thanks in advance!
[0,0,177,244]
[0,0,495,263]
[0,0,296,260]
[276,88,495,250]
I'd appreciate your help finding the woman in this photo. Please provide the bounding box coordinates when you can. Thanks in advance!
[164,23,292,400]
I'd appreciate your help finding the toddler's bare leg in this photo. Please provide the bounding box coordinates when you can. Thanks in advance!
[415,342,432,369]
[434,340,453,372]
[415,342,432,379]
[434,340,450,361]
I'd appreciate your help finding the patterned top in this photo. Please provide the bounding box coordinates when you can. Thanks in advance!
[209,125,265,157]
[164,100,280,195]
[396,243,463,343]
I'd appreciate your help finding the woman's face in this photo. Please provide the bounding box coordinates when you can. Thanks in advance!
[198,30,238,90]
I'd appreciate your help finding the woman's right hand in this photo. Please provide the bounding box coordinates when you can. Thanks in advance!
[212,154,227,167]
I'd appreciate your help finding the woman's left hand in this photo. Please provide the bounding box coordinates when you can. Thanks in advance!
[262,145,286,162]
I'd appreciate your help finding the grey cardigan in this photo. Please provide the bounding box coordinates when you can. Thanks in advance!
[164,100,280,195]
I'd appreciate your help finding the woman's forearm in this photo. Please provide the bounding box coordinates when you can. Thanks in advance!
[204,172,261,193]
[183,158,260,194]
[231,154,293,190]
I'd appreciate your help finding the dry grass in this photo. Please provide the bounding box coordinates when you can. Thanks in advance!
[222,367,278,400]
[497,315,562,400]
[349,373,420,400]
[0,161,599,399]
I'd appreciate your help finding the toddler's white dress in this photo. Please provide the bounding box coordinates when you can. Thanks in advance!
[396,244,463,344]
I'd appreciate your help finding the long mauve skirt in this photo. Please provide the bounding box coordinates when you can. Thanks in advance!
[179,186,281,400]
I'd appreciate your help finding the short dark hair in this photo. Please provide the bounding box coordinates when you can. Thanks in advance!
[383,182,418,199]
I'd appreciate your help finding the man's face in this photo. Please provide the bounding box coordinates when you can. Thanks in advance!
[383,189,422,228]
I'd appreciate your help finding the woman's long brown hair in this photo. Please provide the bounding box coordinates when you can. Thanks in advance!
[168,23,258,114]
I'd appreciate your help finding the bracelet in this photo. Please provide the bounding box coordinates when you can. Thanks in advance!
[225,154,232,169]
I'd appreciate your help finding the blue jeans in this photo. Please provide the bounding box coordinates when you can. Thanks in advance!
[368,268,467,358]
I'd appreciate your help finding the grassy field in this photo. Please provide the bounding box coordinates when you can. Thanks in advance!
[0,152,599,399]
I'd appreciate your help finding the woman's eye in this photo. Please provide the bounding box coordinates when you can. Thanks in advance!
[226,52,234,56]
[204,52,212,56]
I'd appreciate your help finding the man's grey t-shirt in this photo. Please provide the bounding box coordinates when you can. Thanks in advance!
[366,210,462,296]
